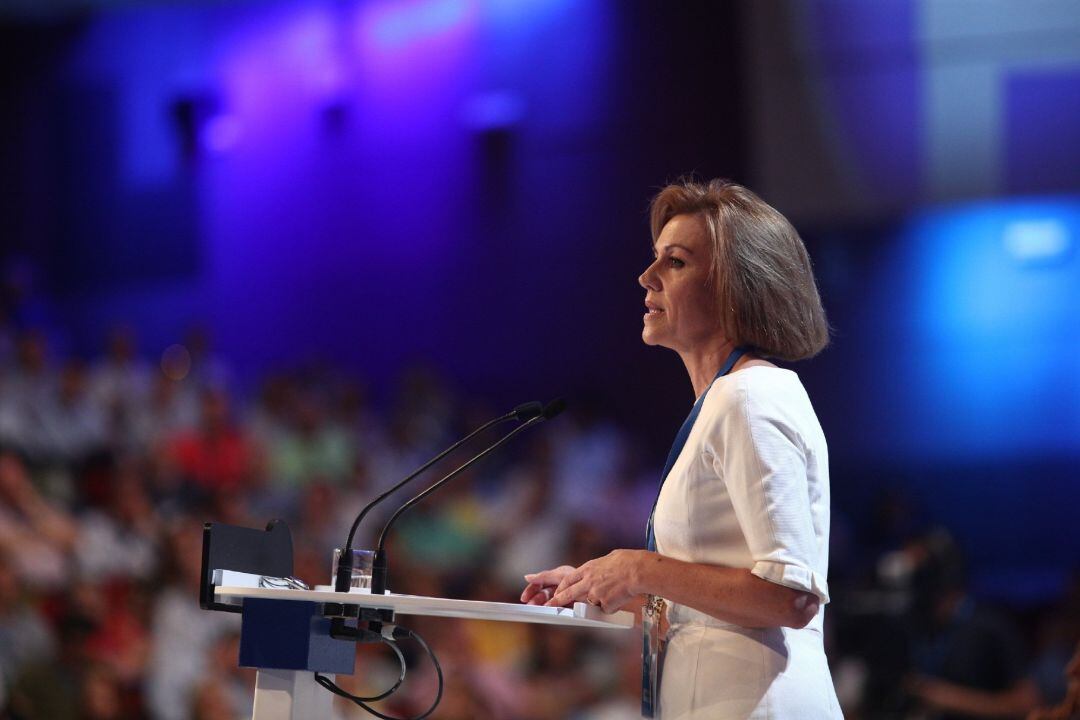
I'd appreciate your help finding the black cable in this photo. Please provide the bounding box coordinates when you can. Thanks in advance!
[315,634,408,699]
[314,626,444,720]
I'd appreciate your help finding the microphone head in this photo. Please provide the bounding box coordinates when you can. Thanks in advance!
[511,401,544,422]
[541,398,567,420]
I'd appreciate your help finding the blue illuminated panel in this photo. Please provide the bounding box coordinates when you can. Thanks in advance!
[865,198,1080,461]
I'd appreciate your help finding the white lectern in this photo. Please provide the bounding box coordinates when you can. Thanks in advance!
[201,520,633,720]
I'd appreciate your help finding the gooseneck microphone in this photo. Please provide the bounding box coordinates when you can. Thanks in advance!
[334,401,544,594]
[320,398,564,720]
[369,398,566,596]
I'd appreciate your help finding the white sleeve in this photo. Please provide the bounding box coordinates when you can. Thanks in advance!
[709,382,830,604]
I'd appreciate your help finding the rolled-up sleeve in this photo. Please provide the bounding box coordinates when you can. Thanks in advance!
[710,383,831,605]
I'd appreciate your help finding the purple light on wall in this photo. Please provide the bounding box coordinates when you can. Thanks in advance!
[284,8,348,98]
[349,0,478,126]
[221,5,351,126]
[362,0,474,49]
[202,114,243,154]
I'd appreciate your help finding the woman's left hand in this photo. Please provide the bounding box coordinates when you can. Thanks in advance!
[545,549,649,613]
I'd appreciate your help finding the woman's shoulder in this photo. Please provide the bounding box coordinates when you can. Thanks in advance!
[710,365,802,402]
[702,366,814,428]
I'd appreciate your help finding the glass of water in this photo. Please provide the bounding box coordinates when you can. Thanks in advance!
[331,548,375,591]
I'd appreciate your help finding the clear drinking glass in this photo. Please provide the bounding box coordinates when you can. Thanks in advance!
[331,548,375,591]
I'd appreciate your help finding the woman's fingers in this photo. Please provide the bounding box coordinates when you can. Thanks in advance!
[551,567,584,598]
[546,577,589,607]
[523,565,574,588]
[521,565,577,606]
[526,563,623,608]
[520,582,554,604]
[523,586,554,605]
[520,583,541,603]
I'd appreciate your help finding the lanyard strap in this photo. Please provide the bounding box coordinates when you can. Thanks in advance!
[641,345,750,718]
[645,346,749,552]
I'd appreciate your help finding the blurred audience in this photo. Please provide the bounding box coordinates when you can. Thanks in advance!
[89,326,152,445]
[0,296,1072,719]
[0,449,76,590]
[0,552,54,692]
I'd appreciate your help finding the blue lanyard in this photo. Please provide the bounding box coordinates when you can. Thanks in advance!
[645,346,749,552]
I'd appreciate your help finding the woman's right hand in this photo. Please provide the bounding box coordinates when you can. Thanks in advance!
[520,565,576,606]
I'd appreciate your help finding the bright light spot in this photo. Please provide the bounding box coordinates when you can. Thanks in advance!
[366,0,471,48]
[1002,219,1071,264]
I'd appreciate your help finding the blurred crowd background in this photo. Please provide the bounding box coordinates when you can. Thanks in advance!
[1,0,1079,719]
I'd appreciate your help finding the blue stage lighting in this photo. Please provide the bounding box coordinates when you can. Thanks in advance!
[1002,218,1072,266]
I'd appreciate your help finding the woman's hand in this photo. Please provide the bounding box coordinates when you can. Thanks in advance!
[521,565,576,606]
[542,549,648,613]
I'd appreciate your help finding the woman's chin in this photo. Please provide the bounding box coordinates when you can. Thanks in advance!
[641,328,666,347]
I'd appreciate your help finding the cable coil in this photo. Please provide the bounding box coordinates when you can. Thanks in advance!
[314,624,443,720]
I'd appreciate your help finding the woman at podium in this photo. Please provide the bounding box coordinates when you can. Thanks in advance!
[522,179,842,719]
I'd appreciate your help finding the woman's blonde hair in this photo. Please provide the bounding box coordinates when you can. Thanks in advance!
[649,179,829,361]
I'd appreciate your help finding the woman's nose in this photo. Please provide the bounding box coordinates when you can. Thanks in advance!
[639,262,659,291]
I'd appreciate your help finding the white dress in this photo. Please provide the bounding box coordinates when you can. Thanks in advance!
[652,366,842,719]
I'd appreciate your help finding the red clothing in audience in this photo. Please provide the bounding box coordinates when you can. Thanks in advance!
[167,429,254,492]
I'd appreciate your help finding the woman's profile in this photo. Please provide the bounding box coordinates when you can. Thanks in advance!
[522,179,841,719]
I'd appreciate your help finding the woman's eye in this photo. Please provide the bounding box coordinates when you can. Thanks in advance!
[668,257,685,268]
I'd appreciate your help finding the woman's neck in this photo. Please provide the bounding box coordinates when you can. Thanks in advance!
[678,338,740,399]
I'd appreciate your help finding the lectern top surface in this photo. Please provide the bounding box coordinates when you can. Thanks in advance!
[214,585,634,630]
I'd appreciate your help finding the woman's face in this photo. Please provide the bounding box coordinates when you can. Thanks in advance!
[638,213,724,352]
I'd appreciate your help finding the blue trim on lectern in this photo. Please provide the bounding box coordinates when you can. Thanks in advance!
[239,598,355,674]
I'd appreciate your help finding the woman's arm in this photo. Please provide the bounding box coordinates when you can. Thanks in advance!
[542,549,819,629]
[637,552,819,628]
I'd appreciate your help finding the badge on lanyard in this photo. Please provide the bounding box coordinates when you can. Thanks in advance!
[641,594,665,717]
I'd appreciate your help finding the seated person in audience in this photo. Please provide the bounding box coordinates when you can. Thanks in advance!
[904,530,1041,719]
